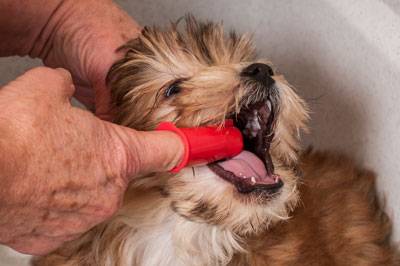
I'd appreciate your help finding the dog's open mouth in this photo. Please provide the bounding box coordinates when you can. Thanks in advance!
[208,99,283,194]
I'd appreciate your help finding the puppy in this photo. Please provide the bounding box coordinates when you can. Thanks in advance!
[34,16,398,266]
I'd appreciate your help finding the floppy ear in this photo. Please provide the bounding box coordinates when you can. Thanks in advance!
[106,24,192,128]
[106,26,171,129]
[106,27,157,109]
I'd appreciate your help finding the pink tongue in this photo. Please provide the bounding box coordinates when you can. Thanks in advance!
[217,151,268,180]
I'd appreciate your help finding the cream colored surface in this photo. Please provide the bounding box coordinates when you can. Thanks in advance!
[0,0,399,264]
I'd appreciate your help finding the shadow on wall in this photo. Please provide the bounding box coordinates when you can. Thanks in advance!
[276,44,369,161]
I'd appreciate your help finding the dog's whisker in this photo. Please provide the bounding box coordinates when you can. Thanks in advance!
[192,167,196,178]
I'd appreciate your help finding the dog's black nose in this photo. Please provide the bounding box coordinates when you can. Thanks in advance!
[241,63,275,87]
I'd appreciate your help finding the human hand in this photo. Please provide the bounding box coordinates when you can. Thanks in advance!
[0,67,183,255]
[29,0,141,119]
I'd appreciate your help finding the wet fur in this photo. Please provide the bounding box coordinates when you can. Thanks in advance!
[34,17,398,265]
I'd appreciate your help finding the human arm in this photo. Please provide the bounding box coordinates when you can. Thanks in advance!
[0,1,184,255]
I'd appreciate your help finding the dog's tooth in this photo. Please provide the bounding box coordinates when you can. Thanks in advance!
[254,119,261,130]
[249,111,261,131]
[252,110,262,130]
[251,176,256,184]
[267,100,272,111]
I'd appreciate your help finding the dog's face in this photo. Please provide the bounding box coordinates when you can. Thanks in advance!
[107,17,308,236]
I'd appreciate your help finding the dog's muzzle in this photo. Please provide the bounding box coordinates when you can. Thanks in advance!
[208,63,283,197]
[241,63,275,88]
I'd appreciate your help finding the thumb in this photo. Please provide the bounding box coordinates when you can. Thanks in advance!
[102,121,184,181]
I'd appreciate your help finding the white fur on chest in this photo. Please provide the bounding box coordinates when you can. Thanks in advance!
[113,192,245,266]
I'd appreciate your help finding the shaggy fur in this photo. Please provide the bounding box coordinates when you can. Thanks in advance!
[34,17,398,266]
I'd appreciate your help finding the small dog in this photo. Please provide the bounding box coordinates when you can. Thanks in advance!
[35,17,398,266]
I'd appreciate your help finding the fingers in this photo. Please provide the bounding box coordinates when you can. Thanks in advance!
[6,232,81,256]
[6,235,64,256]
[53,68,76,100]
[102,122,184,181]
[134,130,185,176]
[4,211,100,256]
[133,130,184,177]
[5,67,76,102]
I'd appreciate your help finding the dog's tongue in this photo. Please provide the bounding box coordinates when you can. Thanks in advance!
[216,151,276,184]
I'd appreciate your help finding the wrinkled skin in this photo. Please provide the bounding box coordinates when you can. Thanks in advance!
[0,0,184,255]
[0,0,142,118]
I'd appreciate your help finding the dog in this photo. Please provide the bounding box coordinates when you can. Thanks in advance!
[34,16,398,266]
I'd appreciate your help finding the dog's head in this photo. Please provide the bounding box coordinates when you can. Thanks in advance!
[107,17,308,236]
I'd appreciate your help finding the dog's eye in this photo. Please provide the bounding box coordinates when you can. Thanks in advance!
[165,82,181,97]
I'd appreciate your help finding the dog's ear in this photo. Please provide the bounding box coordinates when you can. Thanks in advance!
[106,23,185,121]
[107,57,144,109]
[106,27,158,104]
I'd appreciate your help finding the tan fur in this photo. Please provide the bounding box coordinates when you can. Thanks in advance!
[34,16,398,266]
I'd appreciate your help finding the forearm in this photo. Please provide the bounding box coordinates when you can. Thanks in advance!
[0,0,141,114]
[0,0,140,61]
[0,0,62,57]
